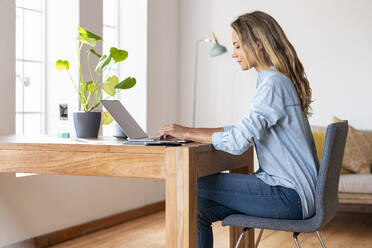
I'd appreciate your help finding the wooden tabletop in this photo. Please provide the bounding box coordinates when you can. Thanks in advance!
[0,135,209,152]
[0,135,251,179]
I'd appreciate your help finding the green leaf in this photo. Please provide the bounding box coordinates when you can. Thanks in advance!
[88,83,98,93]
[95,55,112,73]
[78,27,102,41]
[90,49,102,58]
[102,111,113,125]
[110,47,128,63]
[115,77,136,90]
[77,36,96,47]
[103,75,118,96]
[88,102,100,112]
[56,60,70,71]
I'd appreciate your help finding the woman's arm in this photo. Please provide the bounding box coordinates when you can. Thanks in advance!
[186,127,224,144]
[157,124,223,144]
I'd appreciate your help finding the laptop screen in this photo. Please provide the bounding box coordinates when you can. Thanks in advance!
[101,100,148,139]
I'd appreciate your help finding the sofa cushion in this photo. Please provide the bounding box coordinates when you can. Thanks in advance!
[333,116,372,174]
[339,174,372,193]
[312,130,353,174]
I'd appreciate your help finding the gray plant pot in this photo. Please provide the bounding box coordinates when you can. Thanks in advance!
[73,112,101,138]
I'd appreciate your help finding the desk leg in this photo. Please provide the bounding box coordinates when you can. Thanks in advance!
[165,147,198,248]
[229,148,254,248]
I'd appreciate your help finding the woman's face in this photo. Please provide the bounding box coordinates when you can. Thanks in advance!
[231,30,256,71]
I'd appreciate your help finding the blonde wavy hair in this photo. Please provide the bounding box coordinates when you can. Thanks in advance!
[231,11,313,117]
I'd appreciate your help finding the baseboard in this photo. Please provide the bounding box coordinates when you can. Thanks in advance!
[34,201,165,248]
[338,203,372,214]
[2,239,35,248]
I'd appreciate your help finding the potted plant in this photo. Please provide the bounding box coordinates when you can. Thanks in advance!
[56,27,136,138]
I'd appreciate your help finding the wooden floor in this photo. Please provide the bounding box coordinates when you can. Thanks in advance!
[51,211,372,248]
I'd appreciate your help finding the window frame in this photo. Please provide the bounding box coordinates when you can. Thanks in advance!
[15,0,46,135]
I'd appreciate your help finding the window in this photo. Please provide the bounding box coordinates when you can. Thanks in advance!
[102,0,119,136]
[15,0,45,135]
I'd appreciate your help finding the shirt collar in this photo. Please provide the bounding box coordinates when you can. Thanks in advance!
[257,65,276,87]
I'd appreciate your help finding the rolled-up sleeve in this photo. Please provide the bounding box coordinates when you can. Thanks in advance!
[212,85,286,155]
[223,125,235,132]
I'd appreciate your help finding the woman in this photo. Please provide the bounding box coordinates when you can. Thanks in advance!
[158,11,319,248]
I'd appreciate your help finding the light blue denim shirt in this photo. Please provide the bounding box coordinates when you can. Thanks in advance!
[212,68,319,219]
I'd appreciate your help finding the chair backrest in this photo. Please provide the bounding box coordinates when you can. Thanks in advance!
[313,120,348,227]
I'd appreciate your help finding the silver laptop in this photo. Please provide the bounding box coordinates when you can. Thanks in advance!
[101,100,189,144]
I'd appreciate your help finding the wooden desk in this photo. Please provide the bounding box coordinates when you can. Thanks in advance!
[0,135,254,248]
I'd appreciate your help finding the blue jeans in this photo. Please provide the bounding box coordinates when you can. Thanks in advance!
[197,173,303,248]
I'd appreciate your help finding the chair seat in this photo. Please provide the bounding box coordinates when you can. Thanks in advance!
[222,214,320,233]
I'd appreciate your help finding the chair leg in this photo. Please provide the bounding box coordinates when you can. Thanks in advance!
[293,232,301,248]
[234,227,249,248]
[316,231,326,248]
[254,229,264,248]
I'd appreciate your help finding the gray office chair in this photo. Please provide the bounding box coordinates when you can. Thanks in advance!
[222,121,349,248]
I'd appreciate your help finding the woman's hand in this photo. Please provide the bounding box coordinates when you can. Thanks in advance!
[157,123,190,140]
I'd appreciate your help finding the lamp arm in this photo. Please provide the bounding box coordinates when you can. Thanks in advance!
[192,39,208,127]
[192,35,226,127]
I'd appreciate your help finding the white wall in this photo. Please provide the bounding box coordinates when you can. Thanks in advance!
[45,0,79,136]
[117,0,148,132]
[146,0,180,137]
[178,0,372,130]
[0,174,164,246]
[0,0,15,135]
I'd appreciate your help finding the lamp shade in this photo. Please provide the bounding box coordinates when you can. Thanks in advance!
[210,43,227,57]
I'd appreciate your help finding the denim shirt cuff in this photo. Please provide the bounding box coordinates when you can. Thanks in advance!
[212,132,225,150]
[224,125,234,132]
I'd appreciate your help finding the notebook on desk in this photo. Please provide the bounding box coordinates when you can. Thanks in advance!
[100,100,190,146]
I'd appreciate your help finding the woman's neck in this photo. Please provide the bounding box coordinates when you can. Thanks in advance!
[255,64,274,73]
[255,65,266,72]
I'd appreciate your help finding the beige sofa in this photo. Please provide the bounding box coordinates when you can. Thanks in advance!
[312,125,372,213]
